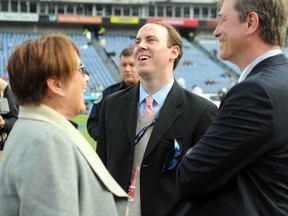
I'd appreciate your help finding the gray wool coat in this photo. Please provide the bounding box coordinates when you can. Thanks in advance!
[0,104,128,216]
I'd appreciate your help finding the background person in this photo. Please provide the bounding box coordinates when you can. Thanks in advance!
[0,77,18,160]
[177,0,288,215]
[97,21,217,216]
[0,33,128,216]
[87,45,140,141]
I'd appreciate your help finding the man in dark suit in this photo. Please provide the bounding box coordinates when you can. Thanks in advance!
[177,0,288,215]
[97,21,218,216]
[87,46,139,141]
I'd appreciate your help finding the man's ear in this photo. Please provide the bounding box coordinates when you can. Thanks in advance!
[170,46,180,61]
[46,77,66,97]
[246,12,259,34]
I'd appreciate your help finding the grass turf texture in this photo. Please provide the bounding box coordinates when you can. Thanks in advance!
[73,114,96,150]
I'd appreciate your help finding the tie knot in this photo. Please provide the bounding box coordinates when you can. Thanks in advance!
[143,96,154,119]
[145,96,154,108]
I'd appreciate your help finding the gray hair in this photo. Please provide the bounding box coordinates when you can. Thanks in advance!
[218,0,288,47]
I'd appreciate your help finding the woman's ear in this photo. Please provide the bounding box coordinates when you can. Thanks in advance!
[46,77,66,97]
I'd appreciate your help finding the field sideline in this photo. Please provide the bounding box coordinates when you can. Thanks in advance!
[73,114,96,150]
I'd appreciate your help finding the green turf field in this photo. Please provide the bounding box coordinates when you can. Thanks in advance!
[73,114,96,150]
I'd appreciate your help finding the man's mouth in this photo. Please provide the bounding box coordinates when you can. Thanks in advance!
[138,55,150,61]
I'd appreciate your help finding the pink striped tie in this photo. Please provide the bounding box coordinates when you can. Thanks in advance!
[143,96,154,119]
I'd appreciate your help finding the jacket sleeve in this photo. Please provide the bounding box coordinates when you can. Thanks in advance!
[177,81,274,201]
[87,101,102,141]
[87,86,116,142]
[2,85,18,134]
[96,96,108,166]
[192,102,218,145]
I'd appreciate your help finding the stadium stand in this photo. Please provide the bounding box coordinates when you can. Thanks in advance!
[0,32,239,98]
[1,0,287,105]
[69,34,115,92]
[102,34,237,94]
[0,32,39,79]
[198,39,241,75]
[175,37,236,93]
[0,0,244,106]
[102,35,134,66]
[0,32,115,93]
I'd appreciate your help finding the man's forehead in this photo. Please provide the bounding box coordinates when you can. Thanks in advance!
[136,24,167,39]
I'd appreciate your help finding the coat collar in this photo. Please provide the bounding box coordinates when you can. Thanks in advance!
[19,104,128,198]
[247,54,287,79]
[119,84,139,148]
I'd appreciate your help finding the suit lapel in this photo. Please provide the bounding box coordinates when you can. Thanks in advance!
[120,84,139,148]
[143,82,182,159]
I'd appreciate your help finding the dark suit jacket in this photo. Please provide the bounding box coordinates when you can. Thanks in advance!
[97,81,218,216]
[87,81,129,141]
[177,54,288,216]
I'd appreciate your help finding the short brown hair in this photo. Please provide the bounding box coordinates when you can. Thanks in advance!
[120,45,135,58]
[146,20,183,70]
[8,33,79,105]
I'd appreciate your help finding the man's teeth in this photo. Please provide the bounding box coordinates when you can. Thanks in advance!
[139,56,149,61]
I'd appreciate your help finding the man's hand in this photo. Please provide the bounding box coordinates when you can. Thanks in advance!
[0,115,5,128]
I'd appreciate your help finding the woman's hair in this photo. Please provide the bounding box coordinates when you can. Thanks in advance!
[8,33,80,105]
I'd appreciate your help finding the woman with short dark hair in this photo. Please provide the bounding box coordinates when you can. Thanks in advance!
[0,33,128,216]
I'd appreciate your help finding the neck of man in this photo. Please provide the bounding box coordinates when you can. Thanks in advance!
[140,74,173,95]
[235,42,281,72]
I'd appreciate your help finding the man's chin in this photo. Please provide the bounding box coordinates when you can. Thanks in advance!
[124,79,135,86]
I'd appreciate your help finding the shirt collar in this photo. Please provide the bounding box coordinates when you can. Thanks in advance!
[238,49,282,83]
[139,78,174,107]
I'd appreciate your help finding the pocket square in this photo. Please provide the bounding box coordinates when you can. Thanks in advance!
[162,138,182,172]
